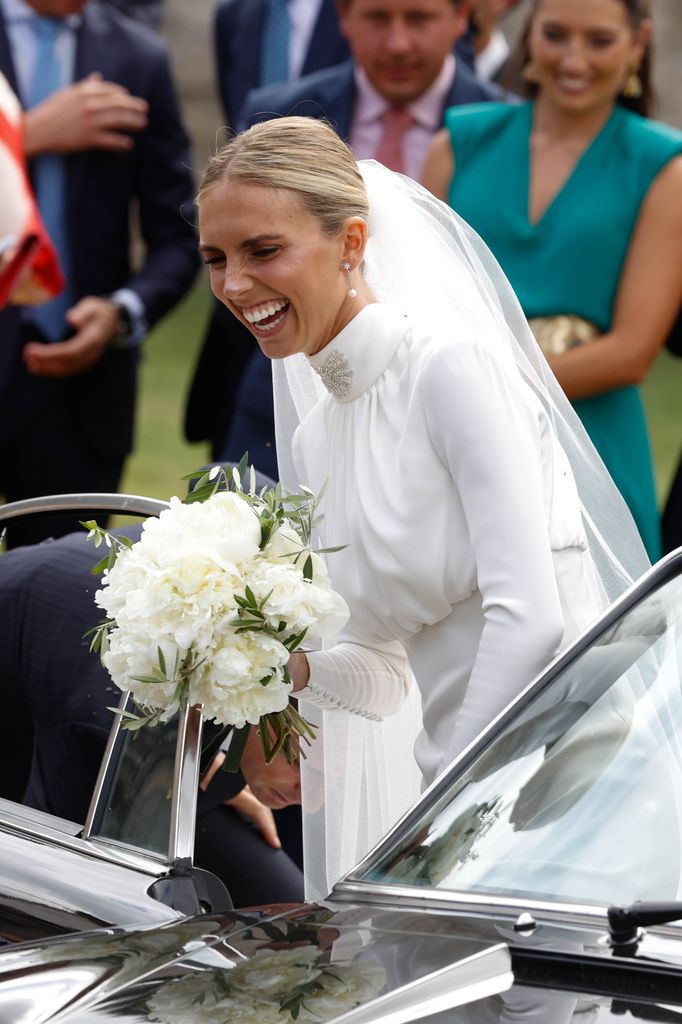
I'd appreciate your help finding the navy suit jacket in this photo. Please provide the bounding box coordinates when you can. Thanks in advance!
[240,57,500,134]
[0,1,198,457]
[214,0,350,129]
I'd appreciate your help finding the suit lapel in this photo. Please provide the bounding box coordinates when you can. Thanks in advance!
[303,0,349,75]
[74,4,118,83]
[320,62,355,140]
[446,60,481,110]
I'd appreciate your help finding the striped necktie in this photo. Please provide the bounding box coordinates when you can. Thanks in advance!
[260,0,290,87]
[27,16,72,340]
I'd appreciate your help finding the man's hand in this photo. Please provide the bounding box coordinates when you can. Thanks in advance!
[240,726,302,809]
[23,72,149,157]
[23,296,120,377]
[226,786,282,849]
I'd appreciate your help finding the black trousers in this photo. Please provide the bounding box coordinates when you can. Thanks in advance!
[0,339,123,548]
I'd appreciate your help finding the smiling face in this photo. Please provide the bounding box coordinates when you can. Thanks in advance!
[528,0,649,116]
[198,178,369,360]
[338,0,467,106]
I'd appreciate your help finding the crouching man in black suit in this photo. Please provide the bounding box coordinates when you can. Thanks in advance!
[0,526,304,907]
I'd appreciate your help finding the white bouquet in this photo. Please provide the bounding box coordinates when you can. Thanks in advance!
[85,460,349,767]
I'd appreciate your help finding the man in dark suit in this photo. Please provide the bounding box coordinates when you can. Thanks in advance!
[214,0,351,131]
[241,0,499,147]
[0,0,198,546]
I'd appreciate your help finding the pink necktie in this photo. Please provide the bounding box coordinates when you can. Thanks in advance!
[374,107,413,174]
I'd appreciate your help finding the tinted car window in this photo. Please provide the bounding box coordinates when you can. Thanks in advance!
[364,575,682,908]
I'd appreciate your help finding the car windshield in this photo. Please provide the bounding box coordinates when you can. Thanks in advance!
[360,571,682,908]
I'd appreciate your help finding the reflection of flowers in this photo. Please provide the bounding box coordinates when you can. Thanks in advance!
[387,799,502,886]
[147,947,386,1024]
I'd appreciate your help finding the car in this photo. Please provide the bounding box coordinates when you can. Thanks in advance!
[1,493,682,1023]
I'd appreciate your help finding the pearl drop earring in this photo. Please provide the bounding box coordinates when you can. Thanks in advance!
[342,261,357,298]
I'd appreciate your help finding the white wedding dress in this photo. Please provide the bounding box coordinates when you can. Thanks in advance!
[289,302,605,896]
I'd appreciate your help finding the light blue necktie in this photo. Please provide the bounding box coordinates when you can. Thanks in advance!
[260,0,290,87]
[27,17,72,340]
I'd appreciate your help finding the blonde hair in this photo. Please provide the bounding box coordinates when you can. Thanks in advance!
[197,117,369,237]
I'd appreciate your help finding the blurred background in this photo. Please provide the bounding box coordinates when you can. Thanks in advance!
[122,0,682,505]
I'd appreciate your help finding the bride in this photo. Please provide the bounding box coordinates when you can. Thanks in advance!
[196,116,649,897]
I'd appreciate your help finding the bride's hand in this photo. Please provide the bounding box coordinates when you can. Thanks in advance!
[287,651,310,691]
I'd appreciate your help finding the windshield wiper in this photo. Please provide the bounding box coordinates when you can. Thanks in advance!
[608,902,682,956]
[611,999,682,1022]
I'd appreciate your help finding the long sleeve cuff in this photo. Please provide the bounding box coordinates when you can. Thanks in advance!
[296,640,413,720]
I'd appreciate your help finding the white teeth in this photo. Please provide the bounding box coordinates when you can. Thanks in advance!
[257,311,287,332]
[244,299,288,324]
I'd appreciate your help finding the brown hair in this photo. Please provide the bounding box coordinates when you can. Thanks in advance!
[197,117,369,237]
[514,0,654,117]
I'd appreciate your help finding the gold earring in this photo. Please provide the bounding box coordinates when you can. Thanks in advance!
[622,68,642,99]
[522,60,540,84]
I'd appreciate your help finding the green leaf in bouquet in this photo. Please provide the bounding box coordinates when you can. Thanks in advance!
[89,553,111,576]
[157,645,167,677]
[302,554,313,581]
[83,619,113,654]
[283,628,308,652]
[131,673,168,685]
[222,724,250,773]
[235,451,250,487]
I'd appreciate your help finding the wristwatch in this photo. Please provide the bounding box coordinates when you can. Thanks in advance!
[107,299,133,348]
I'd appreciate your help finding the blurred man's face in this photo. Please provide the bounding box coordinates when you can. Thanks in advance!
[339,0,468,106]
[27,0,88,15]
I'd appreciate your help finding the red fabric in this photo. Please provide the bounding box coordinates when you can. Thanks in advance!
[0,75,64,308]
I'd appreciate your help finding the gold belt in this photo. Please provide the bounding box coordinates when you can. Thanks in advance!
[528,315,600,356]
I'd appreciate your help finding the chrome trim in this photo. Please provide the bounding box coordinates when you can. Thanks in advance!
[169,704,204,861]
[339,548,682,893]
[0,807,167,877]
[82,690,129,840]
[0,492,170,522]
[330,943,512,1024]
[331,881,610,928]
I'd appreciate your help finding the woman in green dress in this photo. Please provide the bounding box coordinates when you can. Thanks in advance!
[423,0,682,561]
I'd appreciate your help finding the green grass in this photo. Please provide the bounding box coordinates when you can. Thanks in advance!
[642,348,682,504]
[123,283,681,511]
[118,279,212,501]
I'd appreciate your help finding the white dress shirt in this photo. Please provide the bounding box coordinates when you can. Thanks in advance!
[288,0,323,78]
[350,55,456,182]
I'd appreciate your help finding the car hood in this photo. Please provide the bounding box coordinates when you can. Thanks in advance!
[4,899,682,1023]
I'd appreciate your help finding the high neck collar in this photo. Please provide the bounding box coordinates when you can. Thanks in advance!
[307,303,409,403]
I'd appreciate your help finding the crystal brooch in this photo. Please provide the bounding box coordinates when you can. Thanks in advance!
[314,349,353,400]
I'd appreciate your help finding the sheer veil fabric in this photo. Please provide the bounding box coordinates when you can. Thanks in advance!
[273,162,650,899]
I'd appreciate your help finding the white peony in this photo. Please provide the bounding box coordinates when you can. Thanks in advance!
[90,485,346,741]
[252,534,349,640]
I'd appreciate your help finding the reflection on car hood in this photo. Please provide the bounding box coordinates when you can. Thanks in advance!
[4,900,682,1023]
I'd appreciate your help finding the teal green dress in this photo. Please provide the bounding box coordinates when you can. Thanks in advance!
[446,101,682,562]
